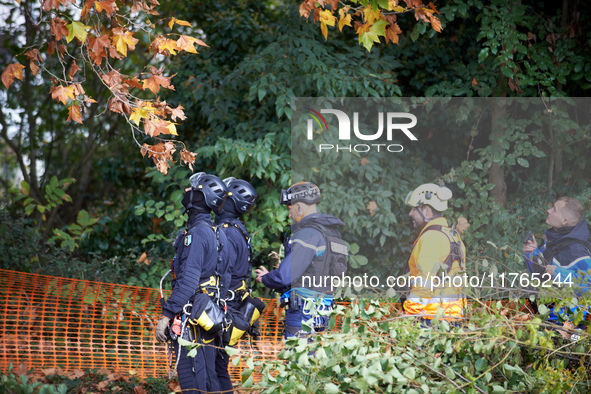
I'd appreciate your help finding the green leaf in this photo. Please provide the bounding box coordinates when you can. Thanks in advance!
[20,180,30,196]
[225,346,239,356]
[516,157,529,167]
[478,48,489,63]
[325,383,340,394]
[501,66,514,78]
[24,204,35,216]
[475,357,487,371]
[66,21,91,43]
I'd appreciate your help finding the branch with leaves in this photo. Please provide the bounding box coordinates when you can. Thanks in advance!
[1,0,205,174]
[299,0,442,51]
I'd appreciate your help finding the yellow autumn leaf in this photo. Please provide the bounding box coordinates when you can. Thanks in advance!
[168,17,192,29]
[157,38,180,55]
[338,11,352,32]
[112,28,138,57]
[364,6,381,25]
[319,9,336,26]
[319,9,336,41]
[392,5,406,12]
[130,107,149,125]
[166,122,178,136]
[66,21,91,44]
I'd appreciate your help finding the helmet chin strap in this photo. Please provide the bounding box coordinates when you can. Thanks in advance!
[416,204,432,223]
[294,204,311,222]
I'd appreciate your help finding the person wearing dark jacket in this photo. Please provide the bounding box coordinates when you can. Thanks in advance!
[524,196,591,323]
[154,173,229,393]
[213,177,257,394]
[255,182,347,338]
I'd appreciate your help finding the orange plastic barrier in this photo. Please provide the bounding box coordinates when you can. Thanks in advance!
[0,269,284,381]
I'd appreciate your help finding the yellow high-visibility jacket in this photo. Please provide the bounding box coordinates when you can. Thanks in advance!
[403,217,466,319]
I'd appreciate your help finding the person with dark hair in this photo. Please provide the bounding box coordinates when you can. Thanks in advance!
[255,182,348,338]
[404,183,466,322]
[155,172,229,393]
[212,177,257,393]
[523,196,591,323]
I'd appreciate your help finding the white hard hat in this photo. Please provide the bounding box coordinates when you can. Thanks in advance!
[405,183,452,211]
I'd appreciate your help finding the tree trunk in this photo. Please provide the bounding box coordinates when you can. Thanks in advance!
[489,100,507,207]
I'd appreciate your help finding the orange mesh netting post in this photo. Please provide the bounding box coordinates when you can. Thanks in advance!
[0,269,285,381]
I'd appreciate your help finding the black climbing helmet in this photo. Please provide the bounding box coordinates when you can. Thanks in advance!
[189,172,228,211]
[223,177,258,214]
[280,182,321,205]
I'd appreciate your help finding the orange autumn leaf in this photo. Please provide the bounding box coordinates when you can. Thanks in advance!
[24,49,43,76]
[50,85,76,104]
[170,105,186,121]
[123,77,144,90]
[67,105,83,123]
[2,63,26,89]
[137,251,149,265]
[68,63,81,79]
[47,41,56,55]
[89,34,110,54]
[143,68,174,95]
[175,36,198,53]
[50,18,69,41]
[367,201,378,217]
[80,0,95,19]
[177,35,208,51]
[180,149,196,171]
[430,15,442,33]
[43,0,60,11]
[95,0,118,16]
[456,216,470,234]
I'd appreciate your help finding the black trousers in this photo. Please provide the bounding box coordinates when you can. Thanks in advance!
[174,328,220,393]
[215,347,233,393]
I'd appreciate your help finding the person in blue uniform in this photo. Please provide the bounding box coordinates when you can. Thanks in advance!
[155,172,229,393]
[213,177,258,393]
[523,196,590,326]
[255,182,347,338]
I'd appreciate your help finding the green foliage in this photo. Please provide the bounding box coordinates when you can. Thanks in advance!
[239,300,591,393]
[0,364,172,394]
[0,364,66,394]
[47,210,99,252]
[8,177,74,219]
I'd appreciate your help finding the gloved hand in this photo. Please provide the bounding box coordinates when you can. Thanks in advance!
[155,315,170,342]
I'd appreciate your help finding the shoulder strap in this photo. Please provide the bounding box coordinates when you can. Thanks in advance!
[221,219,254,292]
[188,220,223,300]
[421,224,465,268]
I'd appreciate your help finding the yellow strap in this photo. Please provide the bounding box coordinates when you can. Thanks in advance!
[200,276,217,287]
[233,280,247,292]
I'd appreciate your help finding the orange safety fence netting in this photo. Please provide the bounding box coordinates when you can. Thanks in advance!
[0,269,285,381]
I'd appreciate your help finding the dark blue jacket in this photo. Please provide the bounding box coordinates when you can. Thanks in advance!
[215,218,251,292]
[262,213,345,293]
[163,213,229,319]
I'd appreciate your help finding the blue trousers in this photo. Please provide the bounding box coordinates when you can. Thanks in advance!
[284,306,329,339]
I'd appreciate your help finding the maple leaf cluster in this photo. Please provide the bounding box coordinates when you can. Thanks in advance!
[299,0,442,51]
[141,142,196,174]
[1,0,206,174]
